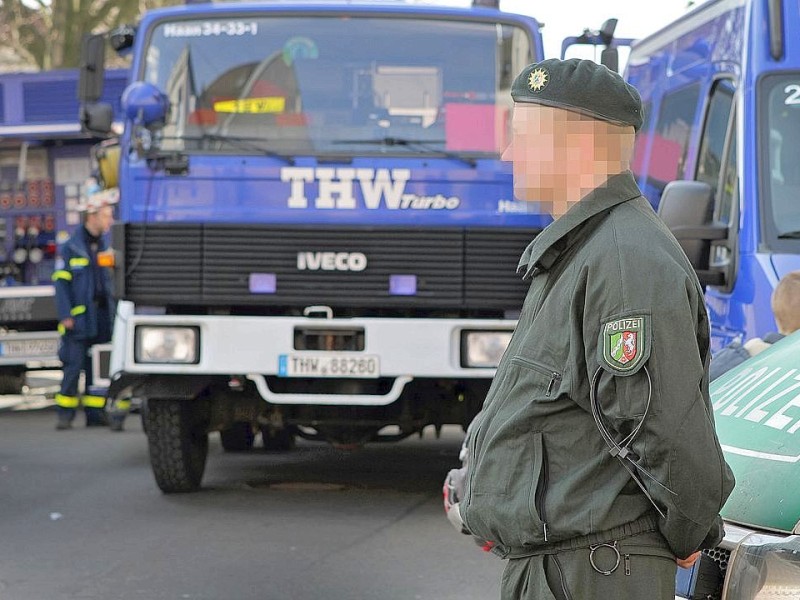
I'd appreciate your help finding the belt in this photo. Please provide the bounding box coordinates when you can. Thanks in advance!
[500,513,664,560]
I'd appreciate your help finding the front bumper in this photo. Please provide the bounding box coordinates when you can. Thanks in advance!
[110,301,513,406]
[677,522,800,599]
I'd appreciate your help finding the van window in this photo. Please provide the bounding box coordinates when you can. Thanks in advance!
[630,100,652,180]
[696,80,735,201]
[718,125,737,226]
[644,84,700,204]
[760,73,800,251]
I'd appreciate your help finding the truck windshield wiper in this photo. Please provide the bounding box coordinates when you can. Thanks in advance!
[778,230,800,239]
[332,137,477,168]
[157,134,295,165]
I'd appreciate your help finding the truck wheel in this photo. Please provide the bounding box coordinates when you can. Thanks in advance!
[145,398,208,493]
[219,422,255,452]
[0,372,25,395]
[261,426,296,452]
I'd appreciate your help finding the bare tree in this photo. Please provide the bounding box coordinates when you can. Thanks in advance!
[0,0,181,71]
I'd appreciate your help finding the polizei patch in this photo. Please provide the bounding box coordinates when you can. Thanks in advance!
[598,315,651,376]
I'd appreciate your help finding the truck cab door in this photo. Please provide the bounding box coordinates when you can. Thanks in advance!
[694,79,741,349]
[656,78,740,351]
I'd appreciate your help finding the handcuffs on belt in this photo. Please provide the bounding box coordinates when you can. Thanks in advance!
[589,541,620,576]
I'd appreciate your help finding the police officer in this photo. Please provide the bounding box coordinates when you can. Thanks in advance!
[52,185,117,430]
[445,59,735,599]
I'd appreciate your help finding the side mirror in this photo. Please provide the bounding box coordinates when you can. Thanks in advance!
[559,18,634,73]
[78,34,106,103]
[109,25,136,55]
[600,47,619,72]
[599,18,618,44]
[80,102,114,135]
[658,180,729,286]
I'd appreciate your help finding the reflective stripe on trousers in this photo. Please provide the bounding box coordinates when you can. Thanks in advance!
[55,393,80,408]
[81,395,106,408]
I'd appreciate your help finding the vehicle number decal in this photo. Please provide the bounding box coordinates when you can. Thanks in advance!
[784,84,800,105]
[163,21,258,38]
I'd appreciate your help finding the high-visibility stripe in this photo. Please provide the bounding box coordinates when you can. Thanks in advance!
[70,305,86,316]
[58,323,66,336]
[55,393,80,408]
[52,270,72,282]
[81,395,106,408]
[69,257,90,267]
[114,399,132,411]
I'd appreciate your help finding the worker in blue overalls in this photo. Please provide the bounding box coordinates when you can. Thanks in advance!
[52,182,118,430]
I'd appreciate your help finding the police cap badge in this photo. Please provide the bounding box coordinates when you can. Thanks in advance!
[511,58,643,132]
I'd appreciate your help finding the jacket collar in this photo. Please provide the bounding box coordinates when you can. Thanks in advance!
[517,171,642,279]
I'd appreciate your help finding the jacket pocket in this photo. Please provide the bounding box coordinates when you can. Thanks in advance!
[511,356,563,400]
[465,430,550,548]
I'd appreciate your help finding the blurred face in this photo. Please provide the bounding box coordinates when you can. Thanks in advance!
[85,205,115,236]
[501,104,634,219]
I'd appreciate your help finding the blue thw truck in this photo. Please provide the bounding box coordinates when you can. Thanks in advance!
[79,0,548,493]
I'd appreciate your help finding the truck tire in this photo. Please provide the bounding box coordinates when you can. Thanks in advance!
[219,422,255,452]
[0,371,25,395]
[261,426,296,452]
[145,398,208,493]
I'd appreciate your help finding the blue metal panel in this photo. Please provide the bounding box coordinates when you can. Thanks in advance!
[22,70,128,124]
[23,78,81,123]
[0,83,4,123]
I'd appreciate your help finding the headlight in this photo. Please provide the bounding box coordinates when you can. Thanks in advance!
[461,330,513,368]
[135,326,199,364]
[724,532,800,599]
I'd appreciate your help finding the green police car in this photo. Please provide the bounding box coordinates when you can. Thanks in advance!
[689,331,800,598]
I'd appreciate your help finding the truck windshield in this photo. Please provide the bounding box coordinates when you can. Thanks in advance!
[761,73,800,250]
[143,15,532,157]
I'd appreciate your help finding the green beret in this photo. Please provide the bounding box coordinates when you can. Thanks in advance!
[511,58,643,132]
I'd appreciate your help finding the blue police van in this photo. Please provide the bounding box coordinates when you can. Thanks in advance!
[625,0,800,353]
[621,1,800,597]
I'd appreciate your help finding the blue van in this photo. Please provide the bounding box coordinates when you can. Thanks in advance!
[624,0,800,354]
[619,1,800,597]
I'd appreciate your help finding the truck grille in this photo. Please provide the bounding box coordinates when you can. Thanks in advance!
[116,224,538,311]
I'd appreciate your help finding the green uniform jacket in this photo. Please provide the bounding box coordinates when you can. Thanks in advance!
[461,172,735,560]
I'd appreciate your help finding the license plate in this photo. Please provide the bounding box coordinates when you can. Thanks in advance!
[0,338,59,358]
[278,353,380,378]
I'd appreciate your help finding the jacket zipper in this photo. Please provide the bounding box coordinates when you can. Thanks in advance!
[546,372,562,397]
[463,412,484,516]
[535,434,550,542]
[511,357,563,397]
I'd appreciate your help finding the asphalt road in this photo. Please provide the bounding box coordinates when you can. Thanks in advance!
[0,408,504,600]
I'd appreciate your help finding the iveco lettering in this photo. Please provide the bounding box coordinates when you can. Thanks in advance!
[297,252,367,272]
